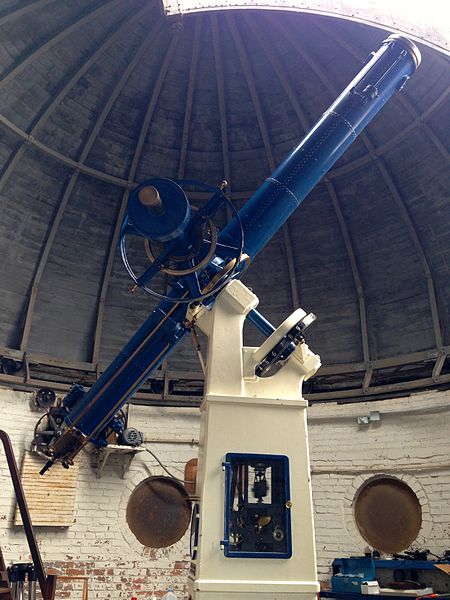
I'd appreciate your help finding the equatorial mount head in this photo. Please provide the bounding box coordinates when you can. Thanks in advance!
[120,178,247,304]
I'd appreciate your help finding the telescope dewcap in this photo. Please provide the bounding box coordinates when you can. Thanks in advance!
[383,34,421,69]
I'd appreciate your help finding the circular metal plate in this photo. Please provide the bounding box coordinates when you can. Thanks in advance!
[354,478,422,553]
[126,476,192,548]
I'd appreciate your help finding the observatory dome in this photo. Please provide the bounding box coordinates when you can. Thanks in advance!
[0,0,449,402]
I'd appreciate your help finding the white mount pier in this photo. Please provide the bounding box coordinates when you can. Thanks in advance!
[188,280,321,599]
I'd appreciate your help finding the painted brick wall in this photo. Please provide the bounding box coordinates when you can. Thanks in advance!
[1,386,449,598]
[307,392,450,581]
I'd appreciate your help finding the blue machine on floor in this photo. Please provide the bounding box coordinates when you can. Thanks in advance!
[324,556,450,600]
[332,558,377,593]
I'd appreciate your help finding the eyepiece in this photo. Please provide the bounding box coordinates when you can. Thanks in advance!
[138,185,165,216]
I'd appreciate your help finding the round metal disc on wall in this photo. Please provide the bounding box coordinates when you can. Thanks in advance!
[354,477,422,553]
[126,476,192,548]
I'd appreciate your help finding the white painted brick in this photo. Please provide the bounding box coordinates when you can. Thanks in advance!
[1,387,450,596]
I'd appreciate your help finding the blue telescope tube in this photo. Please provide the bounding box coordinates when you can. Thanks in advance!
[44,34,420,470]
[219,34,421,259]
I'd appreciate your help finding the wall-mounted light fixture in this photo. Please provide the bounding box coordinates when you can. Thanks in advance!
[357,411,381,426]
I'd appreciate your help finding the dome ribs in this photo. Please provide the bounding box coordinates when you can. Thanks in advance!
[19,20,161,354]
[0,0,121,90]
[314,19,447,371]
[265,13,371,371]
[327,87,450,180]
[273,13,444,374]
[211,13,231,216]
[325,179,371,369]
[178,17,202,180]
[92,27,181,364]
[0,6,447,398]
[226,12,300,309]
[0,0,56,28]
[0,86,446,199]
[0,0,150,198]
[244,15,309,134]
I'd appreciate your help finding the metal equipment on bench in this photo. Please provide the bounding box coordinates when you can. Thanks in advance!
[7,564,37,600]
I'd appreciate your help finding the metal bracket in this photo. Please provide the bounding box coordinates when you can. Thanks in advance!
[432,350,447,382]
[94,445,146,479]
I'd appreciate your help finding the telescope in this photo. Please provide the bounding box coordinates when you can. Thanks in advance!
[39,34,421,474]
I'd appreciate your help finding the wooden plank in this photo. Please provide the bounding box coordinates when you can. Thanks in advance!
[14,452,79,527]
[435,564,450,576]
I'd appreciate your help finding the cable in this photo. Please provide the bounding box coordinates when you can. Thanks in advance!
[144,446,194,486]
[190,325,206,375]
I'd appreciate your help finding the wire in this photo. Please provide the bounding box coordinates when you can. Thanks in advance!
[144,446,195,486]
[190,326,206,375]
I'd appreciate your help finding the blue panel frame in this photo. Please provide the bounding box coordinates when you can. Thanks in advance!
[221,452,292,559]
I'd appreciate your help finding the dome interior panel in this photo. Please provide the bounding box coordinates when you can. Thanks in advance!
[0,0,26,16]
[0,0,131,131]
[244,234,294,323]
[183,22,226,182]
[165,333,207,372]
[37,27,149,163]
[363,99,419,149]
[0,148,71,348]
[0,72,54,132]
[220,18,271,190]
[85,43,167,178]
[287,186,364,364]
[27,176,123,362]
[400,49,450,109]
[238,19,306,155]
[292,14,373,85]
[382,141,450,346]
[99,245,160,365]
[265,14,369,168]
[334,163,436,359]
[136,32,194,180]
[0,0,90,75]
[425,105,450,159]
[0,127,20,165]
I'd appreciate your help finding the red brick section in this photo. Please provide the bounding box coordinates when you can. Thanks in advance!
[43,560,191,599]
